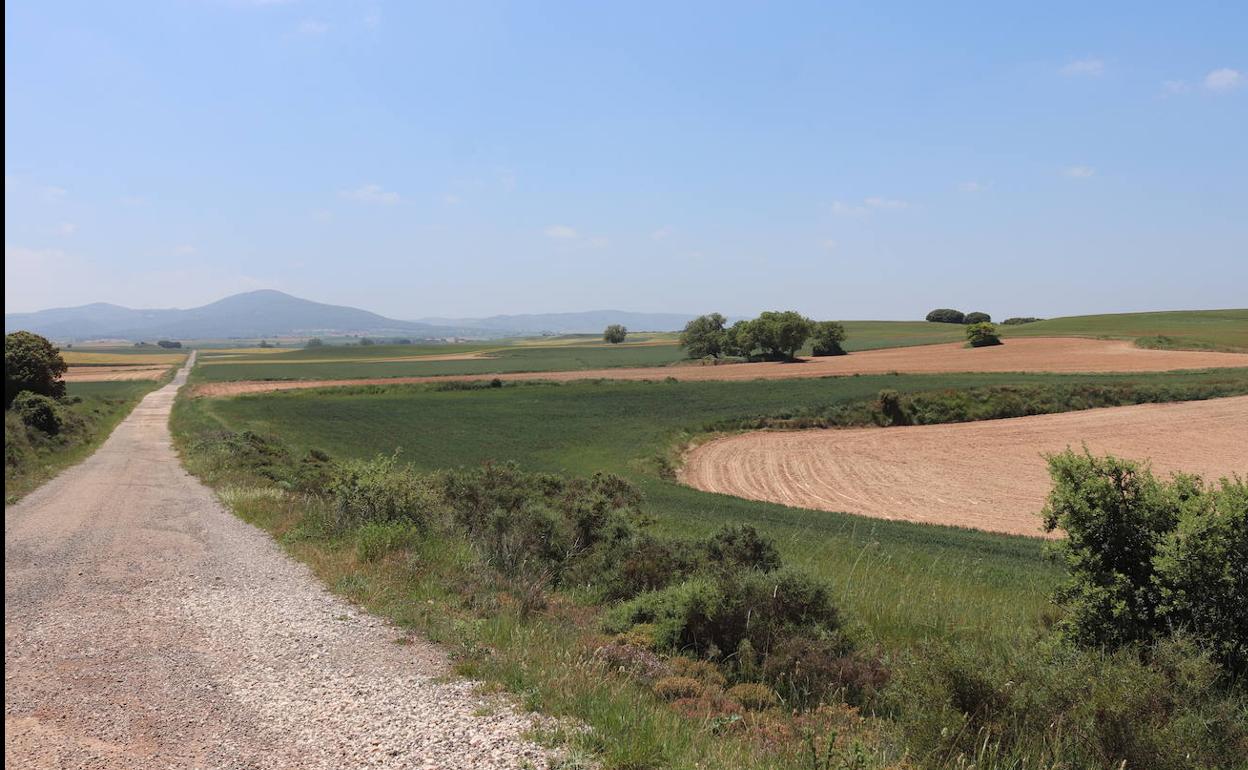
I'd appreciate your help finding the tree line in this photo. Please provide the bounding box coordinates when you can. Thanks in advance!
[679,312,846,361]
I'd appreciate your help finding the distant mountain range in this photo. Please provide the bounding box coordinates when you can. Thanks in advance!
[4,290,697,342]
[415,310,699,335]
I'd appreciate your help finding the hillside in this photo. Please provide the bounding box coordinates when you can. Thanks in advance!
[4,290,489,342]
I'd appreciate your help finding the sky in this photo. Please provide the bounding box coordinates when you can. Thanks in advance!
[5,1,1246,321]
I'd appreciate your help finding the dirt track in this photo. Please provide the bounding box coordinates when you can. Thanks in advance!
[5,353,549,768]
[63,365,172,381]
[191,337,1248,397]
[680,396,1248,538]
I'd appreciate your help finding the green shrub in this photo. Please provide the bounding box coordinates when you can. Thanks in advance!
[963,311,991,324]
[762,635,885,708]
[603,324,628,344]
[1043,450,1247,677]
[327,453,439,530]
[12,391,63,435]
[966,322,1001,347]
[925,308,965,324]
[875,389,908,426]
[606,568,841,659]
[701,524,781,572]
[1002,316,1042,325]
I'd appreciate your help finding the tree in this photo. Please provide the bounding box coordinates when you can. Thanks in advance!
[359,338,376,346]
[722,320,756,358]
[258,340,273,348]
[748,311,813,360]
[1001,317,1043,325]
[925,308,965,324]
[5,331,68,408]
[603,324,628,344]
[306,338,325,348]
[156,339,182,349]
[966,322,1002,347]
[679,313,727,358]
[964,311,991,324]
[810,321,847,356]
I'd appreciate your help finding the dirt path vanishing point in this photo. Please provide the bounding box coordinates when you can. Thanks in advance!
[192,337,1248,397]
[5,353,551,769]
[680,396,1248,538]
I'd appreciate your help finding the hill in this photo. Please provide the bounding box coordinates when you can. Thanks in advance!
[416,310,699,335]
[3,290,488,342]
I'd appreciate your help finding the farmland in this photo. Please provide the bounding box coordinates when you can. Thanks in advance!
[1002,308,1248,351]
[174,360,1248,768]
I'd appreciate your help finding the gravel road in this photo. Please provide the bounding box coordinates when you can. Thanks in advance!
[5,353,554,769]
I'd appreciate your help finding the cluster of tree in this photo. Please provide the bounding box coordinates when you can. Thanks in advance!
[679,312,847,362]
[156,340,182,349]
[603,324,628,344]
[306,337,325,348]
[925,308,991,324]
[1001,316,1044,325]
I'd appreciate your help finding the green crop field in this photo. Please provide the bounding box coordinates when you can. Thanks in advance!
[177,367,1248,648]
[1001,308,1248,351]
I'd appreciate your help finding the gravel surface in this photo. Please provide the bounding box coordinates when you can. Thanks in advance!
[5,353,555,769]
[681,396,1248,537]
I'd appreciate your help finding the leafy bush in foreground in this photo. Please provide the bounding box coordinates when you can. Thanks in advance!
[328,453,441,530]
[1042,450,1247,677]
[5,331,67,407]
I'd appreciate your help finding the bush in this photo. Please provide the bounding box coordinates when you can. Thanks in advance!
[762,635,886,708]
[653,676,704,700]
[925,308,965,324]
[603,324,628,344]
[156,339,182,349]
[679,313,728,359]
[726,682,779,710]
[702,524,782,572]
[810,320,848,356]
[5,331,67,407]
[964,311,991,324]
[966,321,1001,347]
[1002,316,1043,325]
[306,337,325,348]
[1043,450,1247,676]
[605,568,841,659]
[327,453,439,530]
[747,311,814,360]
[12,391,64,435]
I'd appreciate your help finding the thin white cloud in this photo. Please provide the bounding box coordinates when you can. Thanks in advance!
[1161,79,1191,96]
[173,244,198,256]
[441,193,463,205]
[1204,68,1243,92]
[41,185,68,202]
[830,200,867,217]
[651,226,674,241]
[1062,58,1105,77]
[958,181,989,193]
[864,196,909,210]
[58,223,79,236]
[1064,165,1096,179]
[341,184,400,204]
[363,10,381,28]
[544,225,578,239]
[295,19,329,37]
[821,239,837,252]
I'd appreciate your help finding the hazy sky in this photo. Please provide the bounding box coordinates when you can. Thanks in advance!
[5,1,1246,320]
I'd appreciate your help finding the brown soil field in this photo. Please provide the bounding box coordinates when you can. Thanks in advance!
[680,396,1248,538]
[63,365,172,382]
[192,337,1248,397]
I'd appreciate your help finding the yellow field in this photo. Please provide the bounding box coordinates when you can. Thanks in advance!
[61,351,188,366]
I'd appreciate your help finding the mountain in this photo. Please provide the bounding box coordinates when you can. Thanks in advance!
[416,310,698,335]
[4,290,491,342]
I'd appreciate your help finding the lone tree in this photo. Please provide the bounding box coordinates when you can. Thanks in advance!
[964,311,991,324]
[747,311,813,361]
[966,321,1002,347]
[156,339,182,349]
[603,324,628,344]
[306,337,325,348]
[679,313,727,358]
[810,321,848,356]
[925,308,965,324]
[5,331,68,408]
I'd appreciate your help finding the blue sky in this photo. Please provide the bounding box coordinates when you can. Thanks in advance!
[5,1,1246,320]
